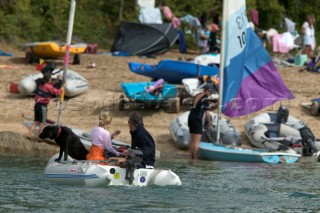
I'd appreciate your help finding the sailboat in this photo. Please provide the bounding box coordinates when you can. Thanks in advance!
[197,0,300,163]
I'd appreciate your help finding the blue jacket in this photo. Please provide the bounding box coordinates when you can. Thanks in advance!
[130,125,155,167]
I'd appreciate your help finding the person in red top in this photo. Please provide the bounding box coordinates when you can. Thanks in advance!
[27,72,64,140]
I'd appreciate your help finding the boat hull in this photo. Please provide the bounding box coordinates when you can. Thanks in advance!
[129,60,219,84]
[198,142,301,163]
[121,81,177,102]
[244,112,320,152]
[25,41,87,58]
[17,69,88,97]
[44,154,181,186]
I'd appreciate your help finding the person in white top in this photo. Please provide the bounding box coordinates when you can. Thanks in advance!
[301,15,316,60]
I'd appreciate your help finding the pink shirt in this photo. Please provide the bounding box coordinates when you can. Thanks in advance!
[91,126,119,157]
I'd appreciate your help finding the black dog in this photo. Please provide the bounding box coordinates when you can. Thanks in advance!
[39,125,89,161]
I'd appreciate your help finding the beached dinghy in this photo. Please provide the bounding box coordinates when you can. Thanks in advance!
[244,106,320,156]
[129,60,219,84]
[18,69,88,97]
[119,80,180,113]
[168,111,241,149]
[23,41,87,64]
[44,152,182,187]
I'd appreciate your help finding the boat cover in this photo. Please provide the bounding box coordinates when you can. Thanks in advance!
[111,21,179,56]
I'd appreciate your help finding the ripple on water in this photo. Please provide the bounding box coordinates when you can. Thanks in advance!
[1,156,320,212]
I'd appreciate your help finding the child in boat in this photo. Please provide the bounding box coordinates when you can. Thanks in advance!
[86,110,127,161]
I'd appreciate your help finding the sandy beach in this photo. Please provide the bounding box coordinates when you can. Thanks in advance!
[0,43,319,158]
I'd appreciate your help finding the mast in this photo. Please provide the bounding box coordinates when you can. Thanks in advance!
[57,0,76,126]
[216,0,228,144]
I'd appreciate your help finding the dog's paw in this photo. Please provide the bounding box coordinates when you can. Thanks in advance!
[54,158,61,162]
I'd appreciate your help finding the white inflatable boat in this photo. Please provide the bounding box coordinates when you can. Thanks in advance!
[18,69,88,97]
[244,106,320,157]
[169,111,241,149]
[44,153,182,187]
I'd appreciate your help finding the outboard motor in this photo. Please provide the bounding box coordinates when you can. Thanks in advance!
[276,106,289,124]
[299,126,317,156]
[125,149,143,185]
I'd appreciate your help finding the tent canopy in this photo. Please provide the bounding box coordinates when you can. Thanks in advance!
[111,21,179,56]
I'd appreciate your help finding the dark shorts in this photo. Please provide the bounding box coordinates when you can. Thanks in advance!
[188,115,203,134]
[34,102,48,123]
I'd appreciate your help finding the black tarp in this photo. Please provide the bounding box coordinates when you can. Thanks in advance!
[111,21,179,56]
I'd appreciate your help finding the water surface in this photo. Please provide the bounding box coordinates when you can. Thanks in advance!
[1,156,320,212]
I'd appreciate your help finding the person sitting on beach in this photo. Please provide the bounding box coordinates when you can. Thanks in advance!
[86,110,127,161]
[301,15,316,60]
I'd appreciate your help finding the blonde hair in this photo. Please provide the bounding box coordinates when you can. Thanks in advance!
[99,110,112,126]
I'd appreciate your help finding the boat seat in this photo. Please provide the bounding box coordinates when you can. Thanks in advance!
[264,123,280,138]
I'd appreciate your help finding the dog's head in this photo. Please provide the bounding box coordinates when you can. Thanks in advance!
[39,125,60,139]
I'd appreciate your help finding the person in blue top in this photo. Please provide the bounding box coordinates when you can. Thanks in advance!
[128,111,155,169]
[188,84,214,160]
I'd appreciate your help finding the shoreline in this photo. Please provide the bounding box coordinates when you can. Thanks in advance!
[0,47,319,160]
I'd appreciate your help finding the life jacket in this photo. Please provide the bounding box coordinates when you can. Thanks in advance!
[34,83,62,104]
[86,144,107,161]
[35,87,51,98]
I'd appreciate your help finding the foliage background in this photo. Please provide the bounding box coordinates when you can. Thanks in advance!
[0,0,318,49]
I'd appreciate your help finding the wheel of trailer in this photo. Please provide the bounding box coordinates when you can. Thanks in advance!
[168,97,180,113]
[73,54,81,65]
[25,52,34,64]
[118,95,125,111]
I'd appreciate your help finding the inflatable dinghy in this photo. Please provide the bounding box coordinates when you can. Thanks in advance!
[44,152,181,187]
[244,106,320,157]
[169,111,241,149]
[18,69,88,97]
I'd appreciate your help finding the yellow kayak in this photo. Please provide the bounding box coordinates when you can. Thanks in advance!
[24,41,87,64]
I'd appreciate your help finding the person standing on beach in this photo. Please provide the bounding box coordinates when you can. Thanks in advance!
[27,72,64,140]
[128,111,155,168]
[188,84,213,160]
[301,15,316,60]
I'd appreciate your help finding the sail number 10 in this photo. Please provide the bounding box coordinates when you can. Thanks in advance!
[237,31,246,48]
[236,12,247,48]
